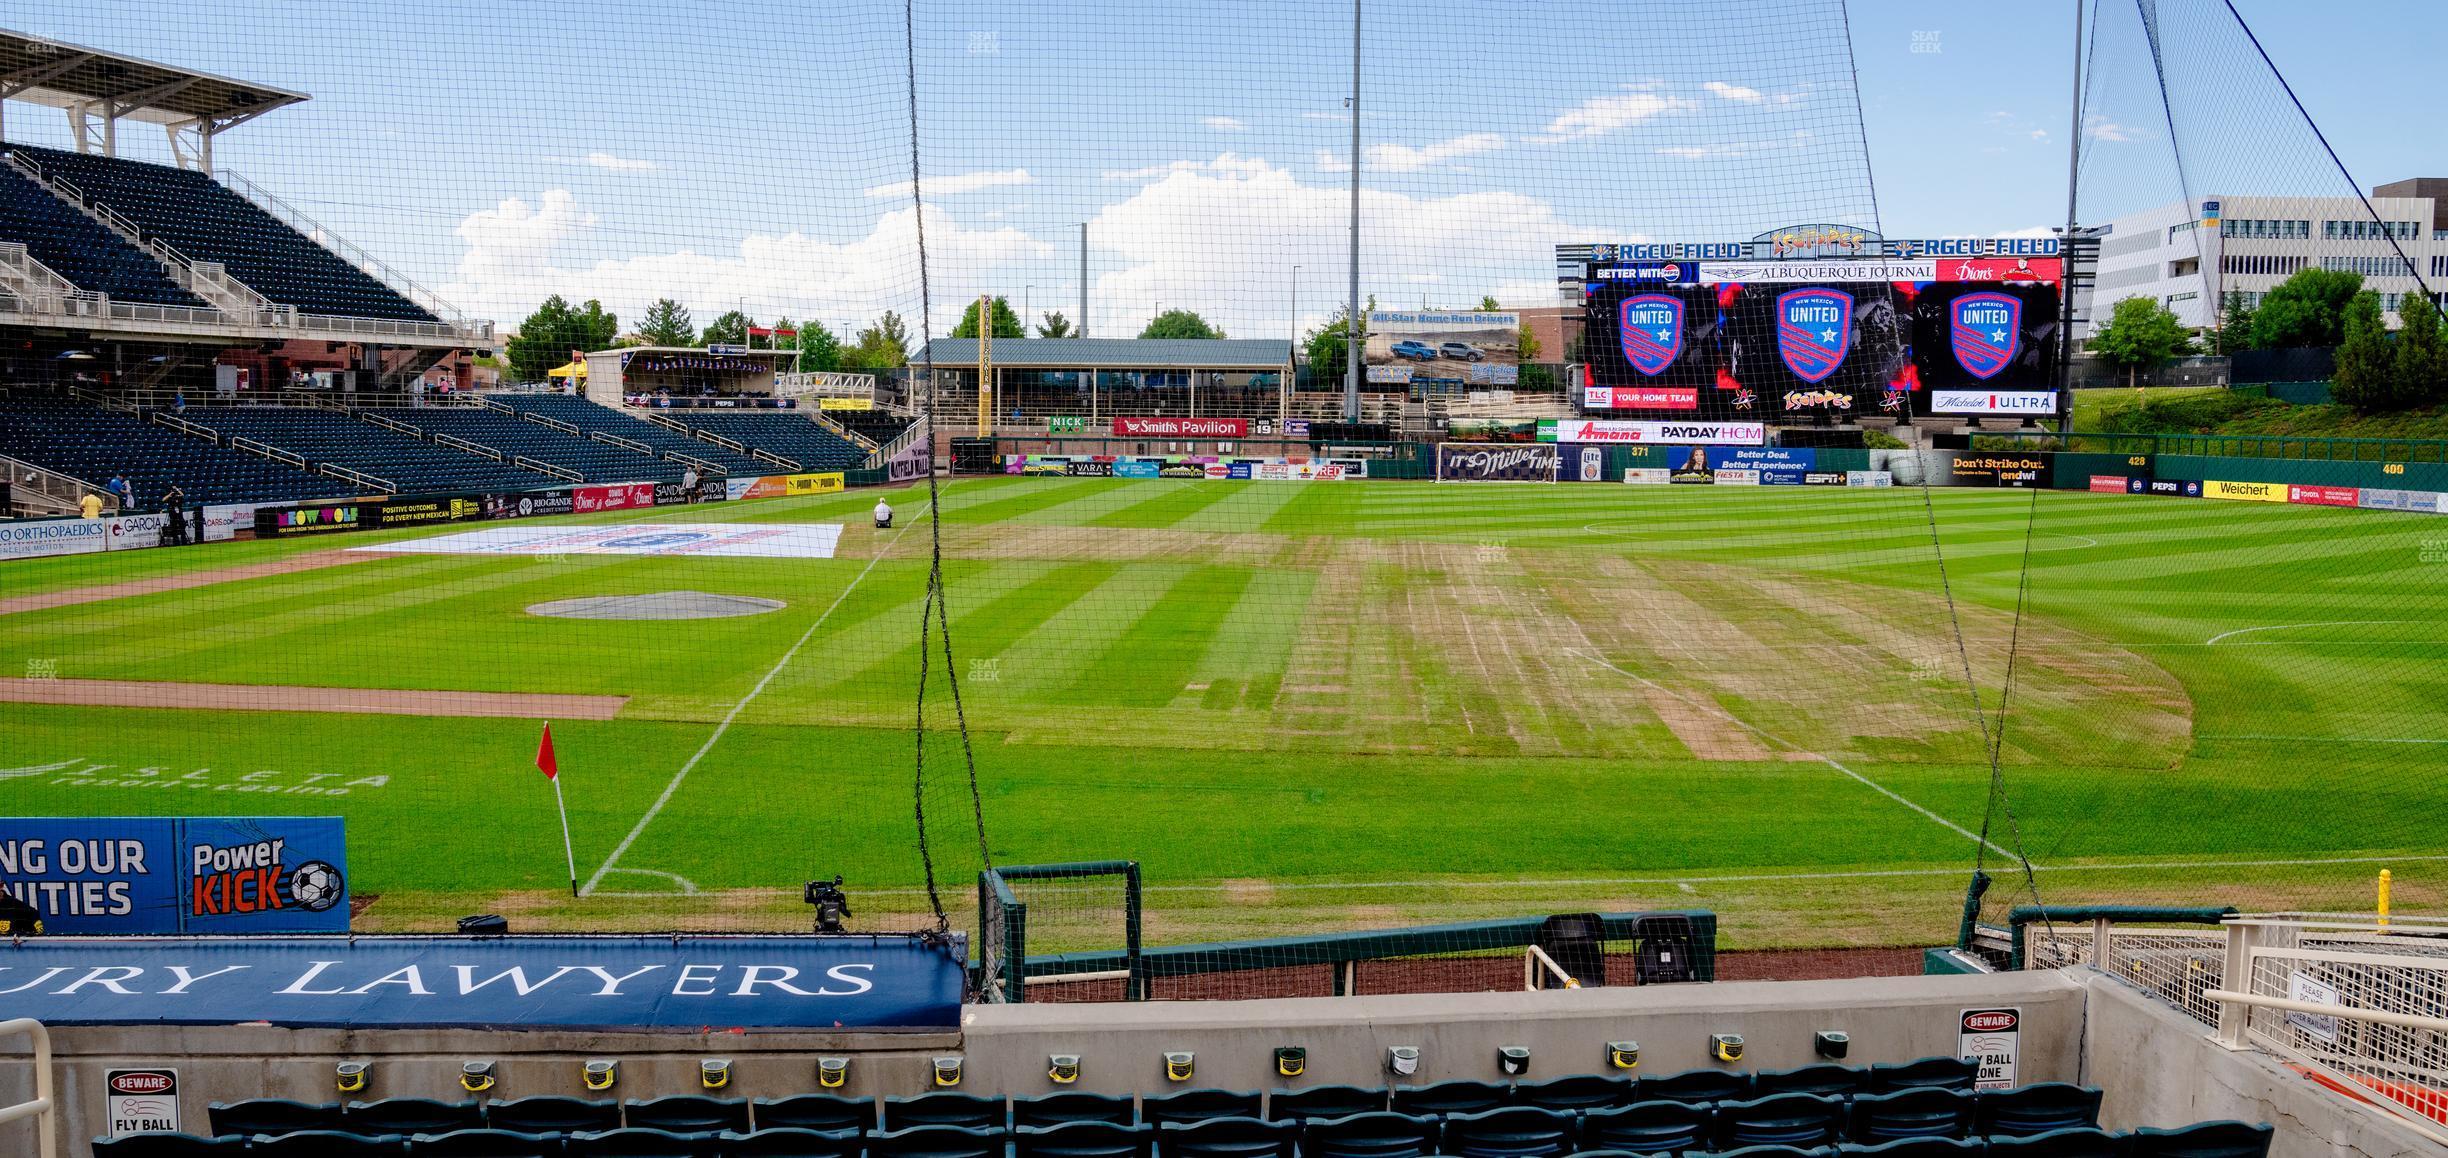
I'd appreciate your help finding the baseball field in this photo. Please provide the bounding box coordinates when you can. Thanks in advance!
[3,476,2442,948]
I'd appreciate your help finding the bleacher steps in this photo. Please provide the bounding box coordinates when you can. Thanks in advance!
[515,455,582,482]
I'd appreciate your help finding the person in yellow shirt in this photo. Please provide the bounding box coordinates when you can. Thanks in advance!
[79,491,104,519]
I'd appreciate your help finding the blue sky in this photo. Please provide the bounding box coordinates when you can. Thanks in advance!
[5,0,2439,339]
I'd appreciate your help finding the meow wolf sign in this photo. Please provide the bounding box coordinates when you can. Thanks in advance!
[0,934,964,1030]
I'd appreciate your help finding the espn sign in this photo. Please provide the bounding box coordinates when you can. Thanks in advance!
[1584,385,1699,410]
[1929,390,2058,415]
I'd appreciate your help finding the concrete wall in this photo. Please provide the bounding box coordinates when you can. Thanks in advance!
[2080,975,2439,1158]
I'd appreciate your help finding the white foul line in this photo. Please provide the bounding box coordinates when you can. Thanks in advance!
[1572,649,2019,861]
[2204,620,2397,647]
[581,501,932,896]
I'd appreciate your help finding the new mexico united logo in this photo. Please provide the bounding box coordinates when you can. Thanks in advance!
[1950,291,2022,380]
[1618,293,1684,376]
[1775,288,1852,384]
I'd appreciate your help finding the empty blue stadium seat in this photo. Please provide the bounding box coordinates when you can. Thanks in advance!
[1637,1069,1751,1105]
[345,1096,485,1134]
[882,1094,1006,1131]
[1389,1080,1510,1117]
[1154,1118,1296,1158]
[1714,1093,1844,1150]
[1013,1093,1137,1128]
[206,1098,344,1138]
[1577,1100,1711,1154]
[719,1127,866,1158]
[1975,1083,2103,1137]
[1838,1138,1980,1157]
[754,1095,878,1133]
[624,1096,750,1134]
[0,162,203,306]
[9,143,437,323]
[1013,1120,1156,1158]
[568,1128,721,1158]
[1755,1065,1869,1099]
[485,1096,621,1135]
[1298,1111,1439,1158]
[1439,1106,1578,1158]
[1847,1088,1972,1143]
[408,1127,568,1157]
[868,1124,1008,1158]
[249,1128,405,1156]
[1866,1058,1977,1093]
[1982,1127,2120,1158]
[1514,1074,1638,1112]
[90,1134,245,1157]
[2124,1120,2275,1158]
[1142,1090,1264,1126]
[1264,1086,1384,1123]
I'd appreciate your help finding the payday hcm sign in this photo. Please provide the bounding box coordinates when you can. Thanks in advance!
[0,934,966,1030]
[0,817,349,934]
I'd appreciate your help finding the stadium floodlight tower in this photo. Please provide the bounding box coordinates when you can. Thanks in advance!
[0,29,307,171]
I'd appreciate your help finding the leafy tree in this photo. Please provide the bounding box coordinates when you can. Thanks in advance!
[505,295,618,381]
[1477,295,1502,310]
[951,296,1025,339]
[1035,311,1075,339]
[1303,295,1375,383]
[2250,267,2362,349]
[1140,308,1224,340]
[1516,320,1542,363]
[794,320,844,373]
[2088,296,2195,388]
[701,309,752,346]
[2331,290,2397,412]
[2211,290,2259,355]
[841,310,911,371]
[637,298,696,347]
[2389,292,2445,409]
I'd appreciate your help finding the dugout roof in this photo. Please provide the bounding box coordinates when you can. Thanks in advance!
[919,338,1293,371]
[0,29,308,126]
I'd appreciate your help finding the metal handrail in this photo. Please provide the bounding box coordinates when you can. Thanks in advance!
[750,447,802,471]
[317,463,397,493]
[525,412,582,434]
[433,433,504,461]
[0,1017,58,1158]
[229,437,309,468]
[514,455,583,482]
[588,430,651,453]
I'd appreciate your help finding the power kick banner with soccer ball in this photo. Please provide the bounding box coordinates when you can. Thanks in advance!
[0,817,349,934]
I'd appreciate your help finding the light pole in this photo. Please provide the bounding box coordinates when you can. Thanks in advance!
[1023,284,1039,337]
[1290,265,1303,367]
[1344,0,1361,425]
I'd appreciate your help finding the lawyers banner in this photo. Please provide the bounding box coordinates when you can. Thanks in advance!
[1436,442,1558,482]
[0,817,348,934]
[0,933,964,1030]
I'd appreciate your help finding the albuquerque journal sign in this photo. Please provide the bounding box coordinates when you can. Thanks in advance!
[0,934,965,1030]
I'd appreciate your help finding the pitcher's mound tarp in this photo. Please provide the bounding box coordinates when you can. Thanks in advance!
[527,592,788,620]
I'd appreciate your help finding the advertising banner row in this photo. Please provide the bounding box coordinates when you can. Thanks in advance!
[1104,417,1316,439]
[0,816,349,934]
[1002,454,1367,480]
[0,511,186,561]
[1436,441,1896,485]
[252,474,811,540]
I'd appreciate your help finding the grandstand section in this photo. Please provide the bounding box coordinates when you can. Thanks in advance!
[190,406,563,493]
[365,403,683,484]
[490,393,774,477]
[0,164,201,308]
[0,395,351,506]
[653,409,873,471]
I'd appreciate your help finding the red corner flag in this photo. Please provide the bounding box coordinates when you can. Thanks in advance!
[536,722,559,779]
[539,722,577,896]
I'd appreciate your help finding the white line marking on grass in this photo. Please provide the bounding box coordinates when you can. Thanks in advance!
[2039,532,2099,549]
[1571,649,2018,861]
[579,500,933,897]
[2205,620,2397,647]
[593,868,702,895]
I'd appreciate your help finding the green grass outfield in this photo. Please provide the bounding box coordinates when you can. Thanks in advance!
[4,477,2443,949]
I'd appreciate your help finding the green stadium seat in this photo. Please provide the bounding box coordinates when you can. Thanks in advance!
[1438,1106,1578,1158]
[882,1093,1007,1131]
[754,1095,878,1133]
[249,1129,406,1156]
[1865,1059,1976,1093]
[207,1099,344,1138]
[346,1097,486,1134]
[1710,1146,1830,1158]
[1013,1120,1156,1158]
[868,1124,1008,1158]
[486,1097,621,1135]
[625,1096,750,1134]
[1846,1089,1972,1143]
[1297,1110,1439,1158]
[1754,1065,1869,1099]
[1141,1090,1264,1125]
[1714,1093,1844,1150]
[1264,1086,1384,1122]
[1013,1093,1137,1128]
[1577,1100,1711,1154]
[1974,1084,2103,1137]
[1513,1075,1639,1112]
[1837,1138,1980,1157]
[1154,1118,1296,1158]
[1389,1080,1510,1116]
[568,1128,721,1158]
[2124,1120,2275,1158]
[719,1127,867,1158]
[90,1134,246,1157]
[1982,1127,2120,1158]
[1636,1070,1751,1106]
[407,1128,568,1157]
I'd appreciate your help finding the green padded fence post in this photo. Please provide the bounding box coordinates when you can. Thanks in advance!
[1124,861,1146,1001]
[1956,871,1992,951]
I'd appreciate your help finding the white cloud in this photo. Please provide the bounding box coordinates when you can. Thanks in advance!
[582,152,657,172]
[2083,115,2135,143]
[1703,81,1764,104]
[1104,154,1274,182]
[862,168,1034,199]
[1202,116,1248,132]
[1353,132,1506,173]
[1536,86,1697,143]
[441,189,1049,332]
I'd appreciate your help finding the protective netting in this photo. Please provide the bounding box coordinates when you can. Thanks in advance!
[0,0,2441,1000]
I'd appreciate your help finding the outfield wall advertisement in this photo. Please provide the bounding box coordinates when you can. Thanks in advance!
[0,817,348,934]
[1367,311,1520,386]
[1538,419,1767,446]
[0,933,965,1030]
[1436,442,1558,481]
[1001,454,1365,480]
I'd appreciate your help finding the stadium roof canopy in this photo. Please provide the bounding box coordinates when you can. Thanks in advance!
[917,338,1293,370]
[0,29,308,168]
